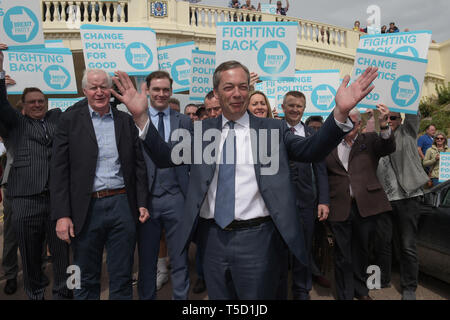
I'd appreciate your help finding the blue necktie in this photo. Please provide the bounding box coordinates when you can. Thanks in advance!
[214,121,236,229]
[157,112,165,140]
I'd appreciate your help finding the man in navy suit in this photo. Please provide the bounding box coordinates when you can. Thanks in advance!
[281,91,330,300]
[137,71,191,300]
[111,61,379,299]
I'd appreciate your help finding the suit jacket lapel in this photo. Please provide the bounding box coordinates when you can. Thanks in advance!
[112,107,123,150]
[170,109,179,132]
[349,135,363,162]
[249,113,261,183]
[331,147,346,171]
[80,105,97,145]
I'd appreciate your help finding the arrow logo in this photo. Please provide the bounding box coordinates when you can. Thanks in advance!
[394,46,419,58]
[9,8,35,40]
[175,60,191,81]
[316,86,334,107]
[264,44,286,68]
[396,78,416,104]
[48,67,69,88]
[130,44,150,66]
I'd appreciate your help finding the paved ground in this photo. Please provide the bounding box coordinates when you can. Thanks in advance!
[0,216,449,300]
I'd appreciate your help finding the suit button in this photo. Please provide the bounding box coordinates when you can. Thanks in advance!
[206,180,210,185]
[197,203,200,208]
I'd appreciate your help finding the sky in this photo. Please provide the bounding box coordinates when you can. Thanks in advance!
[200,0,450,43]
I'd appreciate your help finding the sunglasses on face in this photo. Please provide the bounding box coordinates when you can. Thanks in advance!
[389,116,400,120]
[435,137,445,140]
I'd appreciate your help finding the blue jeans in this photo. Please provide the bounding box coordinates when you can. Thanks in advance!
[72,194,136,300]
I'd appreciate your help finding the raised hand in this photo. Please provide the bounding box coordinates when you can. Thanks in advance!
[334,66,378,122]
[376,103,390,128]
[5,75,16,86]
[111,71,149,129]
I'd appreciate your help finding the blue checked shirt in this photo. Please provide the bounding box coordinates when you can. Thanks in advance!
[89,105,125,192]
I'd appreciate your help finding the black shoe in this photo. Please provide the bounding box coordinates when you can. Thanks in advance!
[4,278,17,295]
[192,278,206,294]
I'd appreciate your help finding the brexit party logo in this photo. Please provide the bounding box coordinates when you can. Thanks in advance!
[44,65,72,90]
[171,59,191,86]
[393,46,419,58]
[391,75,420,107]
[311,84,336,111]
[257,41,290,74]
[3,6,39,43]
[125,42,153,70]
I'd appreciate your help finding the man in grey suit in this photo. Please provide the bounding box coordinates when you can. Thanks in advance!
[0,48,71,300]
[111,61,379,299]
[137,70,191,300]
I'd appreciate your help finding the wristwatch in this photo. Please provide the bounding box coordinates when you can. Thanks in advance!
[0,71,5,80]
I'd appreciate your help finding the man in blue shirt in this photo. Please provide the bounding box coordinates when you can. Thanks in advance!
[50,69,149,299]
[417,124,436,161]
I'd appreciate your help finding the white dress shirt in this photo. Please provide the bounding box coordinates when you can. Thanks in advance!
[138,113,354,221]
[199,112,270,220]
[286,121,305,137]
[337,128,392,197]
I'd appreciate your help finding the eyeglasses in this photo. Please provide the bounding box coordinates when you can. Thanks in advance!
[389,116,400,120]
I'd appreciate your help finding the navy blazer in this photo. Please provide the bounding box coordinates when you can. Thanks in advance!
[143,108,191,197]
[49,101,148,235]
[141,111,347,266]
[287,122,330,209]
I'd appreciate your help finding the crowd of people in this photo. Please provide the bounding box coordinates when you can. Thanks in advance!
[353,20,402,34]
[0,35,446,301]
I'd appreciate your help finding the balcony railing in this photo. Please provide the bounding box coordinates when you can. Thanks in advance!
[42,1,129,26]
[41,0,357,53]
[188,4,350,49]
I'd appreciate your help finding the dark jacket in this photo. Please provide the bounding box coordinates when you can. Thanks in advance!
[49,100,148,235]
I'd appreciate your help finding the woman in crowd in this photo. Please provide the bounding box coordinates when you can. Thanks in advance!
[423,131,449,186]
[246,91,273,118]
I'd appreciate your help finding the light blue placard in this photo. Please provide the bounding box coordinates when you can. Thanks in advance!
[217,22,298,27]
[352,48,428,114]
[48,98,84,111]
[158,42,195,93]
[4,48,78,95]
[190,50,215,101]
[45,40,65,48]
[438,152,450,183]
[158,41,195,51]
[216,22,298,80]
[260,4,277,14]
[80,24,158,76]
[80,24,156,33]
[359,31,432,59]
[1,1,45,49]
[360,30,432,39]
[356,49,428,64]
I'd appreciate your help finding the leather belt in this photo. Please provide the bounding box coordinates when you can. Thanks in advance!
[92,188,126,199]
[200,216,272,231]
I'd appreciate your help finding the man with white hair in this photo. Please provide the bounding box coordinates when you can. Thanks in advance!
[50,69,150,299]
[325,104,395,300]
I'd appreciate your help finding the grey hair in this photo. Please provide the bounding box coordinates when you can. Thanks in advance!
[349,108,362,122]
[81,69,113,89]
